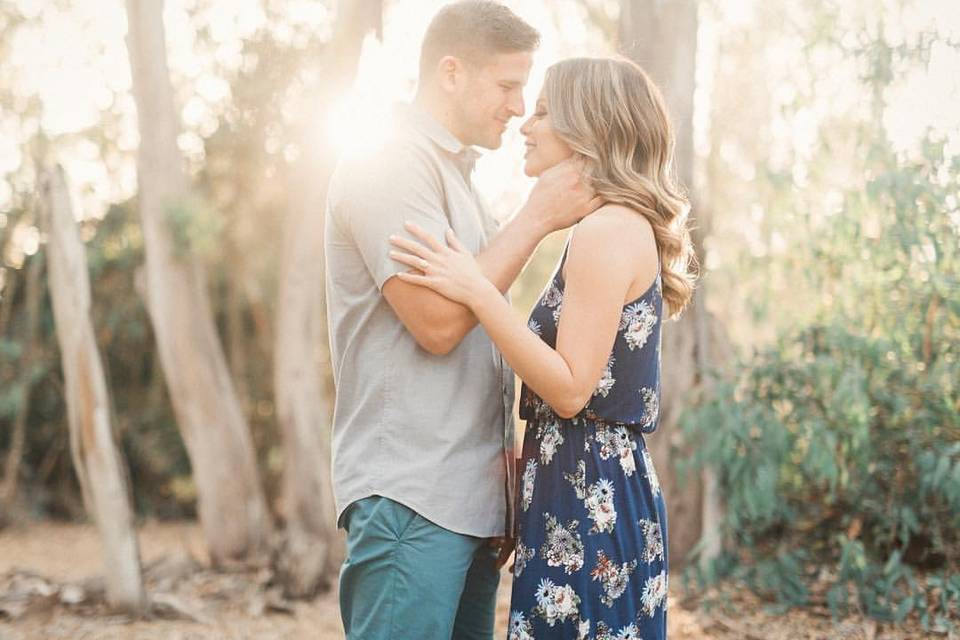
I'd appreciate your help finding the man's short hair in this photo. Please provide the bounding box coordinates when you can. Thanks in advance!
[419,1,540,79]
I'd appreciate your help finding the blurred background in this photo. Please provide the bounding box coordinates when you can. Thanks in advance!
[0,0,957,637]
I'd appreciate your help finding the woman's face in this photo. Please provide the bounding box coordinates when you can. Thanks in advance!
[519,92,574,177]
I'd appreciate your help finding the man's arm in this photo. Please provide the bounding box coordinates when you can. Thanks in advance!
[384,158,601,355]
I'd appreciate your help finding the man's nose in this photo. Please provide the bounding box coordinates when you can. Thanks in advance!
[519,116,533,135]
[508,93,525,118]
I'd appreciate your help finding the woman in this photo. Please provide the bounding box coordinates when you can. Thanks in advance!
[389,57,694,640]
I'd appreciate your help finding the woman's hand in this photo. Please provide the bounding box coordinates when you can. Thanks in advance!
[389,222,495,307]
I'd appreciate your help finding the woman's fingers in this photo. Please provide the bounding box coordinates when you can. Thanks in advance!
[395,271,435,289]
[404,221,447,253]
[389,234,435,261]
[389,250,431,272]
[444,228,467,253]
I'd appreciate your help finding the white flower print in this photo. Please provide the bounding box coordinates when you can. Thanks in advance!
[538,421,564,465]
[513,540,536,578]
[552,300,563,325]
[576,619,591,640]
[641,448,661,497]
[640,570,668,617]
[595,425,638,477]
[614,623,642,640]
[596,620,644,640]
[528,318,542,336]
[638,386,660,431]
[508,610,535,640]
[542,281,563,308]
[533,578,581,627]
[540,513,584,574]
[594,354,616,398]
[595,622,613,640]
[619,300,657,351]
[584,478,617,534]
[521,459,538,511]
[563,459,586,499]
[638,518,664,563]
[590,549,638,607]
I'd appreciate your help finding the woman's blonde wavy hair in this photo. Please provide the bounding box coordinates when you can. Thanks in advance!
[543,57,696,318]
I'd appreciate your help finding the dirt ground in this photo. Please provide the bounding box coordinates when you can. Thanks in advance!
[0,522,947,639]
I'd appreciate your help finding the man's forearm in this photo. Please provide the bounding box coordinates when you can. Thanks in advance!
[477,207,552,294]
[382,208,552,356]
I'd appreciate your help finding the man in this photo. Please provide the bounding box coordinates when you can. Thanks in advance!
[325,2,599,638]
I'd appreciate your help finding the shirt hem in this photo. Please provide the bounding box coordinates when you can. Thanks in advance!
[336,490,507,539]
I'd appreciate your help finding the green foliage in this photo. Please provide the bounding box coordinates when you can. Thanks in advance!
[164,193,225,260]
[682,16,960,629]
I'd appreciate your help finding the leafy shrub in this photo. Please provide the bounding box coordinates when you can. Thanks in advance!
[682,25,960,630]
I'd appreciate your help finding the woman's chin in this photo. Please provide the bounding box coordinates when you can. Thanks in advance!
[523,160,541,178]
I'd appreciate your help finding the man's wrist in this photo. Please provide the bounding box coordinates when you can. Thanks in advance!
[515,202,555,238]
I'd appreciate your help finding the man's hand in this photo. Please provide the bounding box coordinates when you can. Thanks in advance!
[488,536,516,571]
[520,158,604,233]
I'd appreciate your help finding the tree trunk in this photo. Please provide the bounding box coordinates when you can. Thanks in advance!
[40,166,146,613]
[124,0,271,566]
[619,0,725,566]
[273,0,381,597]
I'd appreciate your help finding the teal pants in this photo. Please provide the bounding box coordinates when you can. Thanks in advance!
[339,496,500,639]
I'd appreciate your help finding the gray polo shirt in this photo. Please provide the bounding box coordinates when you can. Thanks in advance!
[324,104,515,538]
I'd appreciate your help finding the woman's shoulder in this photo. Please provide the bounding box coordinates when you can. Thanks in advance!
[565,204,659,296]
[573,203,655,251]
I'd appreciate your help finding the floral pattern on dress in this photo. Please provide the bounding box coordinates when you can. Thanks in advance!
[584,478,617,534]
[512,240,667,639]
[594,354,616,398]
[639,519,664,564]
[619,300,657,351]
[638,386,659,432]
[538,421,564,465]
[576,619,591,640]
[594,425,638,477]
[534,578,581,627]
[564,459,586,499]
[640,571,668,618]
[642,448,660,497]
[514,540,536,578]
[529,318,543,336]
[590,549,638,607]
[521,459,538,511]
[595,621,645,640]
[540,513,585,574]
[542,281,563,309]
[509,611,536,640]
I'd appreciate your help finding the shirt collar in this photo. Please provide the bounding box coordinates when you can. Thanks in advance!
[396,103,481,175]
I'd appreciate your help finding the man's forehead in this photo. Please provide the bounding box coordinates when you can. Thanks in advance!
[480,50,534,81]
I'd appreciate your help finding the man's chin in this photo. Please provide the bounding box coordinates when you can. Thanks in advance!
[474,133,504,150]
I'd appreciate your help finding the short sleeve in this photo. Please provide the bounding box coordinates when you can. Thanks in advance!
[333,145,451,290]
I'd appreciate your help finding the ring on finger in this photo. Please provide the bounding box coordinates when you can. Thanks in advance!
[420,258,429,270]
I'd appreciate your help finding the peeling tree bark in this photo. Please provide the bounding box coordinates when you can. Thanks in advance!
[272,0,382,597]
[125,0,271,566]
[41,166,146,613]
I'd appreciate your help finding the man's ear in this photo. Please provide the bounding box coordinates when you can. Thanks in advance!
[436,55,464,93]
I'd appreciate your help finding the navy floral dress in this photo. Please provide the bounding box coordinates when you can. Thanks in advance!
[508,239,668,640]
